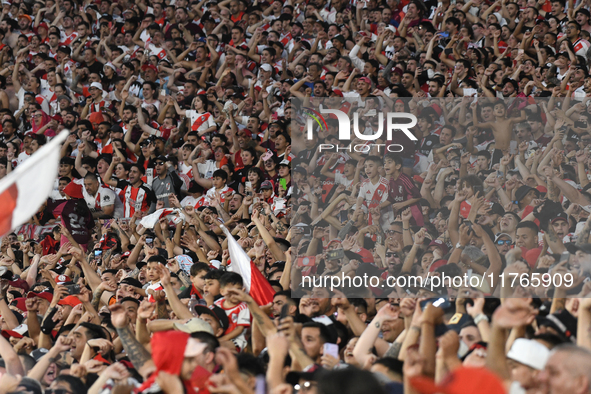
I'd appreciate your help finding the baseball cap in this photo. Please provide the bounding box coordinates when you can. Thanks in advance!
[58,295,82,307]
[26,292,53,303]
[494,233,513,242]
[90,82,103,91]
[120,277,142,288]
[551,212,568,224]
[1,329,23,339]
[174,317,214,335]
[19,14,32,23]
[260,64,273,72]
[332,34,345,44]
[331,88,344,97]
[57,95,71,103]
[194,305,229,331]
[428,239,449,255]
[506,338,550,370]
[410,367,505,394]
[515,185,538,202]
[490,203,505,217]
[293,166,307,175]
[31,348,49,362]
[141,64,158,73]
[358,76,371,84]
[539,309,577,342]
[261,180,273,189]
[278,159,291,167]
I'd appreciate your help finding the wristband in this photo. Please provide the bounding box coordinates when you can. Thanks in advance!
[473,313,489,325]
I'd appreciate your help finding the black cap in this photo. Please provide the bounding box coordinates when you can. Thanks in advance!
[194,305,229,331]
[344,250,363,263]
[515,185,537,202]
[120,277,143,288]
[154,155,167,163]
[539,309,577,342]
[550,211,569,224]
[490,202,505,216]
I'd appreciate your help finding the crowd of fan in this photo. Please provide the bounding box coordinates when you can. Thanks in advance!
[2,0,591,392]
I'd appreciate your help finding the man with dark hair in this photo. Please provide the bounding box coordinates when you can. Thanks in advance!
[515,221,540,251]
[150,155,183,209]
[81,172,122,218]
[103,159,155,217]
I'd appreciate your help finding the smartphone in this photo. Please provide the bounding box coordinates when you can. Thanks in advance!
[575,120,587,128]
[146,238,154,247]
[327,249,345,261]
[255,376,266,394]
[262,150,273,161]
[65,284,81,295]
[472,184,484,197]
[279,304,290,320]
[323,343,339,359]
[420,297,451,311]
[245,181,253,197]
[559,251,570,265]
[297,256,316,267]
[94,250,102,257]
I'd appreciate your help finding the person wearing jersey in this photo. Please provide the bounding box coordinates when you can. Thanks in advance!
[181,181,208,208]
[173,95,217,136]
[103,158,156,217]
[205,169,235,206]
[384,154,423,226]
[355,155,389,229]
[82,173,124,218]
[150,155,183,209]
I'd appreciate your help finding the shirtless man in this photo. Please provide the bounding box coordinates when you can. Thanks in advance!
[471,100,526,156]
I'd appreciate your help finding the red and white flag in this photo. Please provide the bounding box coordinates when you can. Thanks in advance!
[140,208,185,229]
[0,131,69,237]
[220,223,275,306]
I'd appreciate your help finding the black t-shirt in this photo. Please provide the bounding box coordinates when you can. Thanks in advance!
[417,134,439,156]
[85,60,105,77]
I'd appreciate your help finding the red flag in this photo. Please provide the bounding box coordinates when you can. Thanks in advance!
[220,224,275,306]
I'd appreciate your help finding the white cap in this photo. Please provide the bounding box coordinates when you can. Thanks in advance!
[209,259,221,269]
[103,62,116,71]
[90,82,103,91]
[260,64,273,72]
[506,339,550,370]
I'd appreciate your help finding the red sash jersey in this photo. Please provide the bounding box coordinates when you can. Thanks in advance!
[60,31,79,46]
[359,177,389,227]
[214,298,250,335]
[116,180,155,217]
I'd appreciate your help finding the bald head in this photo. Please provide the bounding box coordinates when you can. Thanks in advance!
[541,344,591,394]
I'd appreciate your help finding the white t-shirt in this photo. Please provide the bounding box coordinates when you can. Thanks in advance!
[186,110,216,134]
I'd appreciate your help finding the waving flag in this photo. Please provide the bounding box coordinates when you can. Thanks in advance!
[140,208,185,229]
[219,223,275,306]
[0,131,69,237]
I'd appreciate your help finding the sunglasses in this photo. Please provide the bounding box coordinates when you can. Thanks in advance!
[155,161,165,165]
[385,230,402,235]
[495,240,513,245]
[385,252,399,258]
